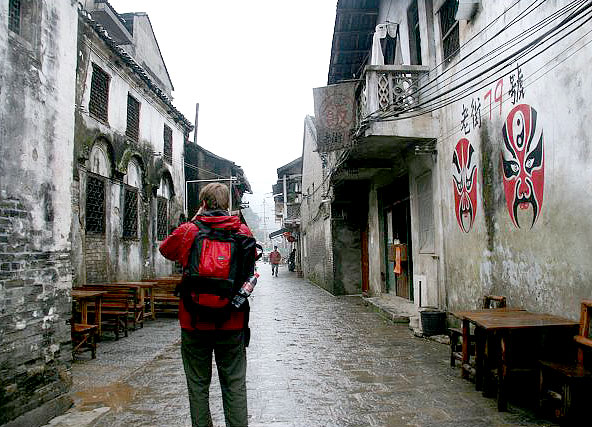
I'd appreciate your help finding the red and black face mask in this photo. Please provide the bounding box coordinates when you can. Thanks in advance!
[452,138,478,233]
[501,104,544,229]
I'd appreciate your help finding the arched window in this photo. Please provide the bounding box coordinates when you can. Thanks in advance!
[156,175,172,241]
[86,142,111,234]
[123,158,142,239]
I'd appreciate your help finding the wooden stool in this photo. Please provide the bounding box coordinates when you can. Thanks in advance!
[538,300,592,423]
[72,323,98,359]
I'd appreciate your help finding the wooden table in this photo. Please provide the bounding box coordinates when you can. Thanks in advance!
[453,309,579,411]
[71,289,107,336]
[111,282,157,321]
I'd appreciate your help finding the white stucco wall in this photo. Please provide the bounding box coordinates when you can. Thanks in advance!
[122,13,173,97]
[73,18,187,283]
[430,1,592,318]
[300,117,335,291]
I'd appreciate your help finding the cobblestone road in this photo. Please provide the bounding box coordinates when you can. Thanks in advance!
[67,263,556,426]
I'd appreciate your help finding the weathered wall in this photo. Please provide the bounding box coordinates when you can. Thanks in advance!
[431,1,592,318]
[300,117,335,292]
[0,0,78,424]
[71,15,187,286]
[121,13,173,97]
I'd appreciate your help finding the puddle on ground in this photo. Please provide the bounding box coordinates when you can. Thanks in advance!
[75,382,136,412]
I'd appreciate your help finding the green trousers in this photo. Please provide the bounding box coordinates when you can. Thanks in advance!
[181,329,248,427]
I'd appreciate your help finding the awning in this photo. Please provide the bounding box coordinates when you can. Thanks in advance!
[269,228,288,239]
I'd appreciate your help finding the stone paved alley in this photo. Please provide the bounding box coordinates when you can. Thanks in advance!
[50,264,557,427]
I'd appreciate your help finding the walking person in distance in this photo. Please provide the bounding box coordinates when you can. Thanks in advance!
[269,246,281,277]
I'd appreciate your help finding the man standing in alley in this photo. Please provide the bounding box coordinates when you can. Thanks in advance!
[159,183,257,427]
[270,246,281,277]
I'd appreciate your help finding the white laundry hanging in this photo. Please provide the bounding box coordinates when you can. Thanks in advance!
[370,23,399,65]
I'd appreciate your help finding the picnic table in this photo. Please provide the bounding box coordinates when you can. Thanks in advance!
[142,276,181,315]
[71,289,107,336]
[113,281,157,320]
[453,308,579,411]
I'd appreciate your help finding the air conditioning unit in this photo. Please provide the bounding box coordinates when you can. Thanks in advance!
[455,0,480,21]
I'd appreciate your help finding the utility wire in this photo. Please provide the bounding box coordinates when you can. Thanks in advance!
[410,0,585,105]
[372,2,592,122]
[378,10,592,128]
[368,0,587,121]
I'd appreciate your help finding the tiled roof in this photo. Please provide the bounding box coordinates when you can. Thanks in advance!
[328,0,379,85]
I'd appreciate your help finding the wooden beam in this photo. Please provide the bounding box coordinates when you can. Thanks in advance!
[337,8,379,15]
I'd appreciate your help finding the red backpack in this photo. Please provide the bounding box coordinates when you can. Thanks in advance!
[176,220,257,326]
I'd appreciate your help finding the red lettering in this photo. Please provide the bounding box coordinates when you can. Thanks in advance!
[484,89,492,120]
[494,79,503,117]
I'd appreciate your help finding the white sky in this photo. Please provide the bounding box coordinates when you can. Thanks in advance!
[108,0,337,228]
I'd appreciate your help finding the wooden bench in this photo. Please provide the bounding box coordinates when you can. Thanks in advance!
[142,277,181,316]
[538,300,592,422]
[449,296,507,375]
[82,285,136,339]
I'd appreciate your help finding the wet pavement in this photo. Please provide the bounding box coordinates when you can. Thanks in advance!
[50,262,557,426]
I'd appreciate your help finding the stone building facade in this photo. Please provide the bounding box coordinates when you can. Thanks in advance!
[300,117,335,291]
[303,0,592,321]
[72,2,193,285]
[0,0,79,424]
[0,1,192,424]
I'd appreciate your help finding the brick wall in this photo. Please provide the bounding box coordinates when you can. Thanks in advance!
[0,198,73,425]
[85,235,107,283]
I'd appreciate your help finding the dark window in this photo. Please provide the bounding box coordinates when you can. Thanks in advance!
[440,0,459,63]
[8,0,21,33]
[123,186,138,238]
[89,64,110,123]
[163,125,172,163]
[126,94,140,141]
[157,196,168,241]
[86,174,105,234]
[408,0,422,65]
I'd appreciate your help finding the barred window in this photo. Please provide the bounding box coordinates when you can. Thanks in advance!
[439,0,459,63]
[126,94,140,141]
[157,196,168,241]
[163,124,172,163]
[89,64,110,123]
[86,174,105,234]
[8,0,21,34]
[123,186,138,239]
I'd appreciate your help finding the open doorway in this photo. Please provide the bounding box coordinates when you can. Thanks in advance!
[380,177,413,301]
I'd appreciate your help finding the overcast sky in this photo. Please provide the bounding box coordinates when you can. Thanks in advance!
[109,0,337,228]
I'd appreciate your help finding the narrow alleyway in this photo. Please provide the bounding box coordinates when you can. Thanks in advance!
[59,263,556,427]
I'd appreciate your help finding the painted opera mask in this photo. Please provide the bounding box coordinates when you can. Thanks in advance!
[501,104,544,228]
[452,138,478,233]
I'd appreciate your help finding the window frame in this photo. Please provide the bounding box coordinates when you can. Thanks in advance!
[89,63,110,124]
[416,171,435,254]
[163,124,173,163]
[439,0,460,63]
[85,172,107,235]
[125,93,141,142]
[122,184,139,239]
[156,196,169,241]
[8,0,21,34]
[407,0,422,65]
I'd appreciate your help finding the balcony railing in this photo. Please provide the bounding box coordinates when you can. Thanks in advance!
[359,65,430,120]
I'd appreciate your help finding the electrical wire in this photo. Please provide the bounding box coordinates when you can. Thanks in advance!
[435,23,592,145]
[408,0,585,106]
[368,0,588,122]
[371,1,592,122]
